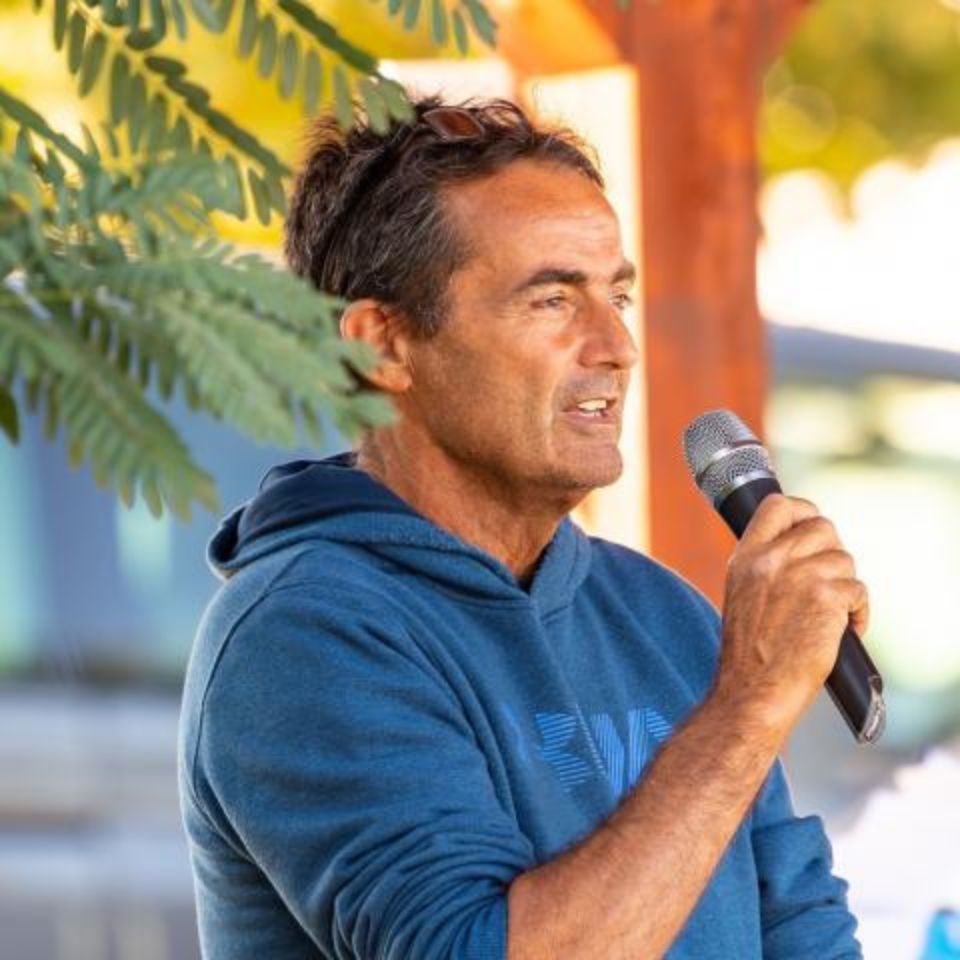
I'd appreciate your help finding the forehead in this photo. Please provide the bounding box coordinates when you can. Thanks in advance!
[441,159,625,286]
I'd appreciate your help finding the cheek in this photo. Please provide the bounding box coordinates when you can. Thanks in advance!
[414,320,569,435]
[435,362,547,451]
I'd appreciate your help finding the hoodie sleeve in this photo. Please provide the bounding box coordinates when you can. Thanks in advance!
[679,584,862,957]
[751,759,862,958]
[190,583,535,960]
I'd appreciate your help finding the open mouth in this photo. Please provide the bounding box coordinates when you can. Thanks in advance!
[562,396,620,425]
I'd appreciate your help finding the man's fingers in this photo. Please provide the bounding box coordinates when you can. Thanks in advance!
[773,516,843,561]
[841,578,871,638]
[815,576,871,638]
[741,494,820,546]
[785,558,867,630]
[789,548,857,582]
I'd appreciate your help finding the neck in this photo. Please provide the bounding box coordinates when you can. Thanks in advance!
[356,429,578,585]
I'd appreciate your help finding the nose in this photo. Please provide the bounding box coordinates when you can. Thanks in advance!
[579,297,640,372]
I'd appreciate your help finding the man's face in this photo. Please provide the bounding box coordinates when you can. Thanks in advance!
[400,158,639,504]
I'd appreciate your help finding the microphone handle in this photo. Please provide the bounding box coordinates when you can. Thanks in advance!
[716,477,886,744]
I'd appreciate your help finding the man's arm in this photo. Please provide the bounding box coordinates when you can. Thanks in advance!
[508,685,785,959]
[507,494,868,960]
[752,760,859,957]
[189,582,536,960]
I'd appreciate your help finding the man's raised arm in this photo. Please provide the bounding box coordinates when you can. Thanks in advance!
[507,494,866,960]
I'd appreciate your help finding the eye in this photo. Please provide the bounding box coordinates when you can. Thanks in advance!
[610,292,635,310]
[534,293,570,310]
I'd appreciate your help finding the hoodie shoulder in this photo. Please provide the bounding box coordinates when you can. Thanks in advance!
[588,536,720,625]
[219,538,411,627]
[585,536,723,697]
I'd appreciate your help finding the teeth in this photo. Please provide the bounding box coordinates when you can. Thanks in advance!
[576,399,608,412]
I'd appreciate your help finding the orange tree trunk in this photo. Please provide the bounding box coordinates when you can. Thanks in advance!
[591,0,810,605]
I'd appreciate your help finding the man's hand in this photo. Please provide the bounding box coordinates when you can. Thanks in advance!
[714,493,870,733]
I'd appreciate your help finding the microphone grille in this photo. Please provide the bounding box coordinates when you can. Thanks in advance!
[682,410,758,475]
[683,410,775,503]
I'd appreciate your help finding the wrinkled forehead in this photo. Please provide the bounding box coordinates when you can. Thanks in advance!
[440,159,624,283]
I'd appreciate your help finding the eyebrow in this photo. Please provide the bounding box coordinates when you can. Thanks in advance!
[509,261,637,297]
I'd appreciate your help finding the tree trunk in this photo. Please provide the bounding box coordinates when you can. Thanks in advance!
[592,0,810,604]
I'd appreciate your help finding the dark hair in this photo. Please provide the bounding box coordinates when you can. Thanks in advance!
[283,92,604,338]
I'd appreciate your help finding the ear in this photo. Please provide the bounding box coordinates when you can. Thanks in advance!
[339,299,414,394]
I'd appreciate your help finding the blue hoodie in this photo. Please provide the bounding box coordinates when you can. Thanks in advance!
[178,453,861,959]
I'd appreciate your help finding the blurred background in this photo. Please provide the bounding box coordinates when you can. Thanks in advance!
[2,0,960,957]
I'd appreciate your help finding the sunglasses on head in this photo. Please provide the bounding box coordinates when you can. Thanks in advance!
[417,106,485,140]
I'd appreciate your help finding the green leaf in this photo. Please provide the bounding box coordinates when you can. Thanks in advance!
[67,12,87,74]
[14,127,32,164]
[0,87,90,169]
[430,0,448,45]
[78,32,107,96]
[80,122,101,160]
[0,383,19,444]
[109,53,131,124]
[452,8,468,55]
[0,88,374,517]
[403,0,421,31]
[279,31,299,99]
[237,0,259,57]
[142,475,163,517]
[126,28,165,51]
[44,148,66,186]
[303,49,322,115]
[143,55,187,78]
[265,170,286,212]
[465,0,497,46]
[168,0,188,38]
[359,77,389,134]
[145,93,169,153]
[101,120,121,157]
[223,154,247,217]
[127,73,148,152]
[257,14,277,78]
[189,0,230,32]
[247,168,271,223]
[378,78,414,122]
[332,64,353,129]
[298,398,324,446]
[335,390,395,435]
[169,114,192,152]
[147,0,167,34]
[275,0,378,74]
[53,0,68,49]
[164,72,209,107]
[126,0,141,30]
[218,0,237,30]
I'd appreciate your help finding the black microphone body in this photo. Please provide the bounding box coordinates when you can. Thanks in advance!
[684,411,886,745]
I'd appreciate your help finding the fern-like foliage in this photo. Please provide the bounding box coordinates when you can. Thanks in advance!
[42,0,498,221]
[0,0,499,518]
[0,86,393,519]
[372,0,498,55]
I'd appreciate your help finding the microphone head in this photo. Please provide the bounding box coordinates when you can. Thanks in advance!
[683,409,776,505]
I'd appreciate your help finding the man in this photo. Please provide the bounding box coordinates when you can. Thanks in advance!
[178,94,865,958]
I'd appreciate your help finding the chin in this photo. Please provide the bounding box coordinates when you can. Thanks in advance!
[549,447,624,492]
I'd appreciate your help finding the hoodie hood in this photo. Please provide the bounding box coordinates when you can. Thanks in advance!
[207,452,592,615]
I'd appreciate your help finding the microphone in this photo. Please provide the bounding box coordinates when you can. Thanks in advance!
[682,409,886,745]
